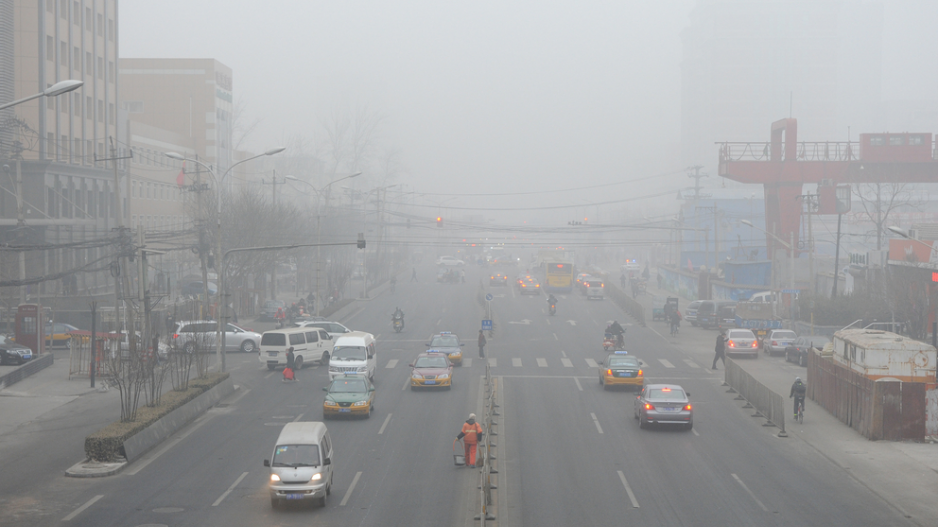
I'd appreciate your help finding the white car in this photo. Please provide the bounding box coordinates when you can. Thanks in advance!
[296,320,353,339]
[436,256,465,266]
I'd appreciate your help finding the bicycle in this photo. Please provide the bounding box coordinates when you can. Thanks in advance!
[670,323,679,336]
[795,398,804,424]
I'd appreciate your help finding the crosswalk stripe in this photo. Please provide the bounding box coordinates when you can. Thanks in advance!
[585,358,598,368]
[537,358,548,367]
[683,359,699,369]
[658,359,675,368]
[385,359,398,369]
[463,358,472,368]
[561,358,573,368]
[512,358,523,367]
[488,358,497,367]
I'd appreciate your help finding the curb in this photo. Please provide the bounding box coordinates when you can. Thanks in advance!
[0,353,54,391]
[64,458,127,478]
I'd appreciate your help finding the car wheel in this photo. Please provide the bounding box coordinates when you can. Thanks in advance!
[240,340,256,353]
[318,495,327,507]
[270,497,281,509]
[320,352,329,366]
[367,404,373,418]
[326,475,332,495]
[639,413,647,429]
[685,421,694,431]
[800,354,806,367]
[267,364,276,371]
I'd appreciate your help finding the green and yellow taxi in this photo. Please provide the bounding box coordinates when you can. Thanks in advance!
[322,374,375,419]
[599,351,644,390]
[409,352,454,390]
[426,332,463,366]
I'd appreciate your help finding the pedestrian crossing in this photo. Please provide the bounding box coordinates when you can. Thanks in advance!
[380,356,699,370]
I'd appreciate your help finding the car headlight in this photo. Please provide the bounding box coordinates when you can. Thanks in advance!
[357,367,367,372]
[352,400,369,406]
[437,374,450,380]
[323,400,337,407]
[412,373,423,380]
[328,366,339,372]
[449,351,460,357]
[310,473,322,481]
[270,474,281,482]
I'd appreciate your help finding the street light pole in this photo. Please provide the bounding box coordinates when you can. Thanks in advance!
[166,147,285,372]
[0,79,83,111]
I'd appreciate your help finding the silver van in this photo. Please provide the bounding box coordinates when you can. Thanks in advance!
[584,279,605,300]
[327,332,377,382]
[259,327,333,370]
[263,422,333,508]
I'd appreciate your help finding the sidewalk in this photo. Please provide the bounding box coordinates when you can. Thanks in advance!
[633,271,938,525]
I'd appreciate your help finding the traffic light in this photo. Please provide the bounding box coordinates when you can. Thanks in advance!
[436,216,443,228]
[357,233,366,249]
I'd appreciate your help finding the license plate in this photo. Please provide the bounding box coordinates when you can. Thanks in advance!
[425,380,436,385]
[285,493,304,500]
[338,408,351,413]
[267,352,277,357]
[660,407,679,412]
[618,372,633,377]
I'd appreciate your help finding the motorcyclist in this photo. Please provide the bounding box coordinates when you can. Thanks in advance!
[790,377,807,418]
[547,294,557,312]
[606,320,625,347]
[392,307,405,329]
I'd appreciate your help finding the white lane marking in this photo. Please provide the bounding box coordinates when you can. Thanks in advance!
[341,471,363,506]
[264,371,275,378]
[62,495,104,521]
[436,318,442,326]
[536,358,548,367]
[463,358,472,368]
[561,350,567,358]
[658,359,675,368]
[378,413,392,435]
[374,333,382,340]
[553,333,559,341]
[590,412,604,434]
[683,359,699,369]
[561,358,573,368]
[212,472,249,506]
[732,473,769,512]
[402,377,410,390]
[126,413,217,475]
[585,358,598,368]
[226,387,251,406]
[574,377,583,391]
[512,358,522,367]
[692,428,700,436]
[292,414,304,422]
[386,359,398,369]
[488,358,497,367]
[617,471,640,508]
[546,319,550,325]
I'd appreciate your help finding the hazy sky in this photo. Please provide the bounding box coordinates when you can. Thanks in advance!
[120,1,938,222]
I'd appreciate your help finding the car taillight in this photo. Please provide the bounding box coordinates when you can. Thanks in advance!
[606,369,613,375]
[644,403,655,410]
[637,369,643,376]
[751,340,758,348]
[727,340,735,348]
[683,404,692,411]
[172,333,179,339]
[772,341,778,346]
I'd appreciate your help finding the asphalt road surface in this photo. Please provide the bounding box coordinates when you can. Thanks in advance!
[12,263,918,527]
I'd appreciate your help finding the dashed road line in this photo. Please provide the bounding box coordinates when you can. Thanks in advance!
[692,428,700,436]
[658,359,675,368]
[402,377,410,390]
[341,471,363,506]
[617,471,640,508]
[386,359,398,368]
[62,495,104,521]
[561,358,573,368]
[292,414,304,422]
[512,358,523,367]
[732,473,769,512]
[574,377,583,391]
[488,358,497,367]
[553,333,558,341]
[213,472,248,506]
[561,350,567,358]
[590,412,604,434]
[536,358,548,367]
[585,358,598,368]
[683,359,699,369]
[378,413,392,435]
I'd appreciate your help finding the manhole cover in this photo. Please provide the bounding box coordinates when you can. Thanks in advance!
[152,507,184,513]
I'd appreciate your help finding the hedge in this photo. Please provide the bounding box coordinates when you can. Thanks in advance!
[84,372,229,462]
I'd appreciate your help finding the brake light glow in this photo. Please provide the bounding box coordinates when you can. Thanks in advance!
[751,340,758,348]
[172,333,179,339]
[644,403,655,410]
[606,369,613,376]
[683,404,692,411]
[727,340,735,348]
[662,387,671,392]
[637,369,643,376]
[772,341,778,346]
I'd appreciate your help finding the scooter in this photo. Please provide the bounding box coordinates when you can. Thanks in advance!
[549,303,556,316]
[603,332,616,351]
[393,317,404,333]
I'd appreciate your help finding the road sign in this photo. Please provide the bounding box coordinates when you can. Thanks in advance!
[485,293,493,301]
[482,320,493,331]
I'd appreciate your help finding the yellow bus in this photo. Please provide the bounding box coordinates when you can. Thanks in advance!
[544,260,574,293]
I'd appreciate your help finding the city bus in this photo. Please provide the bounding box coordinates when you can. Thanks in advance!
[544,260,575,293]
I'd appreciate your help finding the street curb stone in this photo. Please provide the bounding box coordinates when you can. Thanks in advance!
[0,353,54,391]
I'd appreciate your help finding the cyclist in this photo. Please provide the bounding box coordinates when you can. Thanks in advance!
[669,309,681,336]
[790,376,807,419]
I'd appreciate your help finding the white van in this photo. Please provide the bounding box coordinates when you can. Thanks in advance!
[748,291,777,303]
[584,278,605,300]
[327,332,377,382]
[263,422,333,508]
[259,327,333,370]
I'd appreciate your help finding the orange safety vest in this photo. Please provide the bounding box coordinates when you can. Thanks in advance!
[461,421,483,444]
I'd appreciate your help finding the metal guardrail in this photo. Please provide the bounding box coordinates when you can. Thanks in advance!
[724,357,787,436]
[475,360,498,524]
[718,141,859,162]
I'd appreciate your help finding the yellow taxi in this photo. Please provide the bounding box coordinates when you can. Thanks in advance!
[599,351,644,390]
[426,332,463,366]
[322,375,376,419]
[409,352,454,390]
[45,322,81,348]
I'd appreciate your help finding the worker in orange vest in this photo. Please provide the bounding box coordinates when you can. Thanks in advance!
[456,413,484,467]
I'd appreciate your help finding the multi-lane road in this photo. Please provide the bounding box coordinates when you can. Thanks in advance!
[7,262,918,527]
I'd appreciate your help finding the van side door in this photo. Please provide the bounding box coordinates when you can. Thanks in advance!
[288,332,307,361]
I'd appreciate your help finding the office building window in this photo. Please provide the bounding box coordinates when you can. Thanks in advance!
[74,138,82,162]
[108,19,114,41]
[73,1,79,23]
[97,13,103,36]
[46,36,53,61]
[85,7,91,31]
[85,95,91,118]
[132,180,137,198]
[59,41,66,66]
[109,61,114,83]
[73,46,79,70]
[97,99,103,122]
[47,0,53,12]
[96,56,103,79]
[59,0,66,18]
[60,135,68,160]
[109,103,114,124]
[73,92,80,116]
[85,51,91,74]
[86,140,92,161]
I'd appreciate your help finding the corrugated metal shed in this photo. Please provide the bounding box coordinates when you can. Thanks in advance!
[832,329,936,382]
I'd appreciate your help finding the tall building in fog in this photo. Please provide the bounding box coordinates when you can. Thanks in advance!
[681,0,884,172]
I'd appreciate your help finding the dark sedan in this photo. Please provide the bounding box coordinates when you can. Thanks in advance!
[0,335,33,365]
[785,336,831,366]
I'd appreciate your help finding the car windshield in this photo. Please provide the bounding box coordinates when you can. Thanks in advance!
[431,336,459,347]
[333,346,367,361]
[774,331,797,339]
[415,356,449,368]
[329,379,368,393]
[647,388,686,400]
[271,444,320,467]
[608,358,639,368]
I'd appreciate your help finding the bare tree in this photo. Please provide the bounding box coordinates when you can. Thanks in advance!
[853,182,918,250]
[319,106,384,177]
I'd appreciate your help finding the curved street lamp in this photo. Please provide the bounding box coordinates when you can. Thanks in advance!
[0,79,84,111]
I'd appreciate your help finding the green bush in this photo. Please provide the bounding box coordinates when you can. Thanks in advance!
[84,372,229,462]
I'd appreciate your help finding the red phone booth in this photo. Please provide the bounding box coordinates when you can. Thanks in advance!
[16,304,46,355]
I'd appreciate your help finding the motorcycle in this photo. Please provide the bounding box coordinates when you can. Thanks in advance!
[549,303,556,316]
[392,316,404,333]
[603,332,616,351]
[390,281,396,293]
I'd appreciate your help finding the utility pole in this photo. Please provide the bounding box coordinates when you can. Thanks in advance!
[98,141,133,332]
[14,160,25,304]
[832,212,843,297]
[687,165,708,202]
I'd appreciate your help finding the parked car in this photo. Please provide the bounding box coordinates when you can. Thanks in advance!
[785,335,831,366]
[764,329,798,356]
[262,300,286,321]
[436,255,465,266]
[0,335,33,365]
[684,301,702,326]
[725,329,759,358]
[171,320,262,353]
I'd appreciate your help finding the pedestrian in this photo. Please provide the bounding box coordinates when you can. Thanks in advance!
[284,346,297,381]
[478,330,487,358]
[712,330,727,370]
[456,413,484,467]
[411,267,418,282]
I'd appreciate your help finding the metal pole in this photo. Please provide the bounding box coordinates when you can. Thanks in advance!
[15,160,25,304]
[90,301,97,388]
[832,212,842,297]
[790,231,795,321]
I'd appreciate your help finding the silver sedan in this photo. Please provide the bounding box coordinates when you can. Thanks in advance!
[634,384,693,430]
[763,329,798,356]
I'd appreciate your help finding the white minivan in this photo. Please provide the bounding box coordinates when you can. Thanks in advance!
[584,278,605,300]
[263,422,333,508]
[259,327,333,370]
[327,332,377,382]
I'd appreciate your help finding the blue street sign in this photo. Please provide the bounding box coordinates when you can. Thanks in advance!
[482,320,493,331]
[485,293,494,301]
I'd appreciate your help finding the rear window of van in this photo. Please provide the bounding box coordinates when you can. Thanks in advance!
[262,333,286,346]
